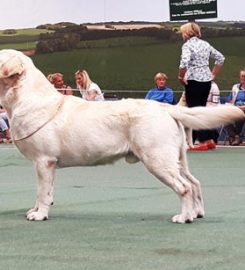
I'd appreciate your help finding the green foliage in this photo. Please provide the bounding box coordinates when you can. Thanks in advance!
[77,36,161,49]
[36,22,78,30]
[36,25,87,53]
[36,33,80,53]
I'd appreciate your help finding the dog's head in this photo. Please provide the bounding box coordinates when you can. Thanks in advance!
[0,50,37,109]
[0,49,28,79]
[0,49,37,90]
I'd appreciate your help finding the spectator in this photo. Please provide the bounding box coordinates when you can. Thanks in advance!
[205,81,221,145]
[47,73,73,95]
[178,22,225,151]
[0,107,11,143]
[225,68,245,146]
[75,70,104,101]
[145,72,174,104]
[207,81,220,107]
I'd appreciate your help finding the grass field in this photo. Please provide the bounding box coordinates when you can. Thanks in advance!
[0,42,37,50]
[0,28,51,50]
[0,28,52,36]
[32,38,181,94]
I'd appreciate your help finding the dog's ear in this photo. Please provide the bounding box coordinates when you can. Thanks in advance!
[0,55,24,79]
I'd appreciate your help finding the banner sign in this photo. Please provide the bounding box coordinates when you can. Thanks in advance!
[169,0,217,21]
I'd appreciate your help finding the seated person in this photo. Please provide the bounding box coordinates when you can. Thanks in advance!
[225,68,245,146]
[47,73,73,95]
[205,81,220,145]
[0,107,11,143]
[207,81,220,107]
[145,72,174,104]
[75,70,104,101]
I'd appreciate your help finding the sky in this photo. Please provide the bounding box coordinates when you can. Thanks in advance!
[0,0,244,30]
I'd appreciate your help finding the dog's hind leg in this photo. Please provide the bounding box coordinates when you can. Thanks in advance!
[179,148,205,219]
[183,171,204,219]
[142,152,194,223]
[181,161,205,218]
[26,157,56,221]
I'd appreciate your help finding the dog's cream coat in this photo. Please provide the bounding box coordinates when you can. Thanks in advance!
[0,49,244,223]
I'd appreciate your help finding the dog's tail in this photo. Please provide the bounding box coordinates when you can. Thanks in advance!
[165,105,245,130]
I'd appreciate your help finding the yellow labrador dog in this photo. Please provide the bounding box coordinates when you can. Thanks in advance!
[0,49,243,223]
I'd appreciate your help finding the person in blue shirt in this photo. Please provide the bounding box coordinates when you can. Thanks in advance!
[145,72,174,104]
[225,68,245,145]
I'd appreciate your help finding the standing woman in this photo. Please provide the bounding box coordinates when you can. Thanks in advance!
[75,70,104,101]
[178,22,225,151]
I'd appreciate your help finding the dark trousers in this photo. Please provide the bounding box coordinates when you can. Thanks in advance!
[185,80,213,143]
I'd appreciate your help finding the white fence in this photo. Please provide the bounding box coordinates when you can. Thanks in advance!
[71,89,232,101]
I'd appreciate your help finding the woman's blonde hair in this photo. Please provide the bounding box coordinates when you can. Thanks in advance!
[47,73,63,84]
[154,72,168,83]
[75,69,92,90]
[180,22,201,41]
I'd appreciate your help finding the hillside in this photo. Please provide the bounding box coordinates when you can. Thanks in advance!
[0,22,245,97]
[31,35,245,98]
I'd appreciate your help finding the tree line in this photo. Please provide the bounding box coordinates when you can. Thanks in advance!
[35,22,245,54]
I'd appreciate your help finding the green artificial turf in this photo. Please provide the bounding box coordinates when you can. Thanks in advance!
[0,145,245,270]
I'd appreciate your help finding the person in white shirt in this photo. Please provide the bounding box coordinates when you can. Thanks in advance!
[75,70,104,101]
[207,81,220,107]
[225,69,245,145]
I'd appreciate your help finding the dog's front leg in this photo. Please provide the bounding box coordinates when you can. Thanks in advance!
[26,158,56,221]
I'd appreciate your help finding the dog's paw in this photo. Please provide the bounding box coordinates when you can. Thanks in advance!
[193,210,205,219]
[172,214,193,224]
[191,206,205,219]
[25,207,38,217]
[195,212,205,219]
[26,211,48,221]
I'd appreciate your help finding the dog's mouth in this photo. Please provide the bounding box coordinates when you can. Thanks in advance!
[7,72,23,79]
